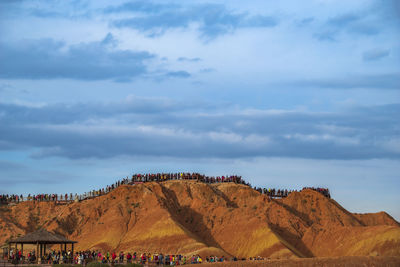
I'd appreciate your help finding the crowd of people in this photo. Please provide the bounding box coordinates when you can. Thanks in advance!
[6,248,277,265]
[7,249,208,265]
[0,172,331,206]
[254,188,295,198]
[0,194,23,204]
[302,187,331,198]
[254,187,331,198]
[0,173,247,205]
[7,248,25,262]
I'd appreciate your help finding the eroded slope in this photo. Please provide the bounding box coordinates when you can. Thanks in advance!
[0,181,399,258]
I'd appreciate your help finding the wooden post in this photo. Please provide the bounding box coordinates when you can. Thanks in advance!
[36,242,39,264]
[21,244,23,259]
[44,244,46,257]
[8,243,11,260]
[71,243,74,257]
[64,243,67,252]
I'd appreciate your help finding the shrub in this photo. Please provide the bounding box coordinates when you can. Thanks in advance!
[26,213,39,233]
[57,215,78,235]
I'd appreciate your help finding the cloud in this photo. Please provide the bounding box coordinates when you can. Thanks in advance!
[292,73,400,90]
[0,0,24,11]
[177,57,201,62]
[327,14,359,27]
[0,96,192,125]
[0,84,13,92]
[108,2,278,39]
[296,17,314,26]
[165,71,191,78]
[0,34,156,81]
[0,0,91,20]
[199,68,215,73]
[28,9,66,18]
[313,30,337,42]
[314,12,380,41]
[0,34,193,81]
[374,0,400,26]
[348,24,379,35]
[0,100,399,160]
[363,48,390,61]
[104,1,177,14]
[0,160,26,171]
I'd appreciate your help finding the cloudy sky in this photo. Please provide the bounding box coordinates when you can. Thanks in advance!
[0,0,399,219]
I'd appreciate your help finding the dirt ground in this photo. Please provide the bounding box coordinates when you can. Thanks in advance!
[186,256,400,267]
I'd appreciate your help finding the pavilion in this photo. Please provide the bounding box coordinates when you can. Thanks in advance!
[7,228,77,263]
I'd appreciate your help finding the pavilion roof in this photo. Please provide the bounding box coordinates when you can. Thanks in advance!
[8,228,77,244]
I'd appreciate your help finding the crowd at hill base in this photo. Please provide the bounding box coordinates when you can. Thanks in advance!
[7,249,241,265]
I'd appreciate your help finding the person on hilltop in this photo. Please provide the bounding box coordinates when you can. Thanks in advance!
[2,172,321,208]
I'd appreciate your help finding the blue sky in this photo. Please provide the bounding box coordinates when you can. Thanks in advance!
[0,0,399,219]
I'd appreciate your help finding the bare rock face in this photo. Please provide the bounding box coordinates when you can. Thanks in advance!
[1,181,399,258]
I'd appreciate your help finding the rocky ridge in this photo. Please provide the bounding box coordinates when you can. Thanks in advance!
[0,180,399,258]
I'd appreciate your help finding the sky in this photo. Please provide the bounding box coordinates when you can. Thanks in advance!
[0,0,399,220]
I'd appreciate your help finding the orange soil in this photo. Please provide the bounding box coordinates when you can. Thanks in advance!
[189,256,400,267]
[0,181,399,259]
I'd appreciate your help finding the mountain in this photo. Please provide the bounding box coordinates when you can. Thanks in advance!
[1,180,399,258]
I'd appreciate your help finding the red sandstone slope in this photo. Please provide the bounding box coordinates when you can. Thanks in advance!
[354,212,400,227]
[279,189,400,256]
[0,181,399,258]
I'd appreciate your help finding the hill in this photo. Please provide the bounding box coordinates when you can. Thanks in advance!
[0,180,399,258]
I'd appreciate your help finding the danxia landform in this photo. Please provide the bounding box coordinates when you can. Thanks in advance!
[1,180,399,259]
